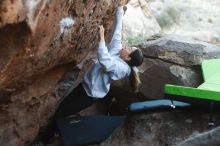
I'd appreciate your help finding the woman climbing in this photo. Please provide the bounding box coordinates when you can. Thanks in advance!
[32,4,144,145]
[56,4,144,117]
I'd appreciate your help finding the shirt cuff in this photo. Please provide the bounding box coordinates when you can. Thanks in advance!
[117,6,124,13]
[99,41,106,48]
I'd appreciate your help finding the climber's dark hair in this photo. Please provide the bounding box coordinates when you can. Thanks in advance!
[127,48,144,67]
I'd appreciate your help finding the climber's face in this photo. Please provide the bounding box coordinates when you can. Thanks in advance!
[120,47,135,61]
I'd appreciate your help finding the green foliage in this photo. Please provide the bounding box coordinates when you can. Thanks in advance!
[198,18,203,21]
[127,34,147,46]
[208,18,213,23]
[167,7,180,23]
[156,7,180,29]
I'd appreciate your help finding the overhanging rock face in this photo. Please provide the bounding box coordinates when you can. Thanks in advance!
[0,0,124,145]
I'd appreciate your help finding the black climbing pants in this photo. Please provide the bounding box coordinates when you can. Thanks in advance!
[55,83,97,118]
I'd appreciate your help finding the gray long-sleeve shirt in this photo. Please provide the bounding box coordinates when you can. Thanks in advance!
[83,6,131,98]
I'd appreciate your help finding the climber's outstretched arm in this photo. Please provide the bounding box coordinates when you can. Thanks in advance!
[108,6,126,55]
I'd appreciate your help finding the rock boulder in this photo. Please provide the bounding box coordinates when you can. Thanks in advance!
[138,35,220,98]
[0,0,126,145]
